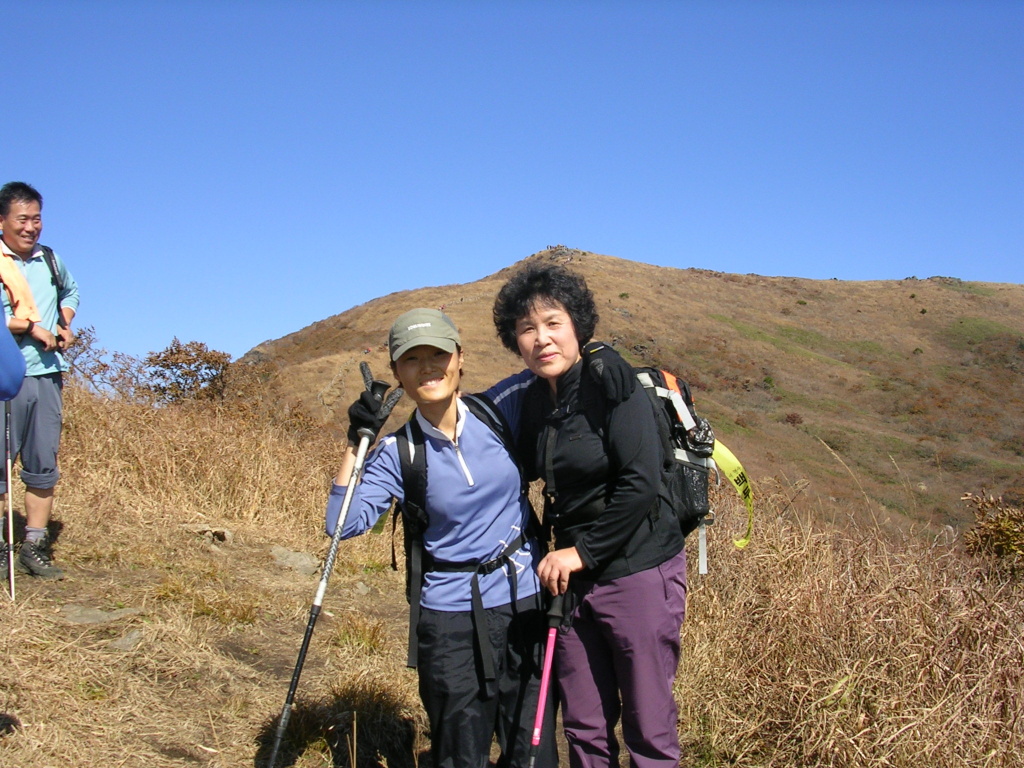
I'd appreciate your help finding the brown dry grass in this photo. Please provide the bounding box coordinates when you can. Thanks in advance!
[1,379,425,767]
[1,325,1021,765]
[680,482,1023,767]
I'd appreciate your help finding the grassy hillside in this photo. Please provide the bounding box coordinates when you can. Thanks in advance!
[250,248,1024,535]
[0,371,1019,766]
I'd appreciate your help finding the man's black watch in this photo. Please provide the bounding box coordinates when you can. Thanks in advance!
[24,320,35,334]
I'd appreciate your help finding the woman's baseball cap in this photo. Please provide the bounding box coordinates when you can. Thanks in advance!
[388,308,461,361]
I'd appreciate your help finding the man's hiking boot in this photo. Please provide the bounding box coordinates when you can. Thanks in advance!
[1,542,11,580]
[17,536,65,580]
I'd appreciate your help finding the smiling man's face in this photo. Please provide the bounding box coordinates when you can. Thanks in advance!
[0,199,42,258]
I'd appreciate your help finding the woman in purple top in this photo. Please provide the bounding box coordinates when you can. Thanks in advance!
[326,307,554,768]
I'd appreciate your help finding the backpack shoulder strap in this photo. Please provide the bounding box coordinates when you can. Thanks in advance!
[39,245,64,294]
[464,392,546,551]
[462,392,510,443]
[463,393,528,494]
[576,361,612,438]
[395,418,428,528]
[394,418,429,668]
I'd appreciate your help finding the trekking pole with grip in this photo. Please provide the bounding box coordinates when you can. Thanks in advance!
[527,593,565,768]
[266,363,402,767]
[5,401,14,600]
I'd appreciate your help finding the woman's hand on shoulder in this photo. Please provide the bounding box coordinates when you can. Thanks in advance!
[538,547,584,595]
[583,341,635,402]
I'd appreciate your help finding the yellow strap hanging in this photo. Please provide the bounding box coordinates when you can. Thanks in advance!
[711,440,754,548]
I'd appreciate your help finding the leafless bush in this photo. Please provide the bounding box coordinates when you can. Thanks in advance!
[142,337,231,404]
[63,325,154,402]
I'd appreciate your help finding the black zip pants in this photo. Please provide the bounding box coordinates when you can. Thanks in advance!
[417,593,558,768]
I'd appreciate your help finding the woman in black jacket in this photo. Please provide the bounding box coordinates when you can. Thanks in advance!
[493,263,687,768]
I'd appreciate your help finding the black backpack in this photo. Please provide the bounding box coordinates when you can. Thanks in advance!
[578,365,716,538]
[391,393,539,680]
[633,368,716,537]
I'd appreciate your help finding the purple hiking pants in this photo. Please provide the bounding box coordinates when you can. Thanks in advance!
[556,548,687,768]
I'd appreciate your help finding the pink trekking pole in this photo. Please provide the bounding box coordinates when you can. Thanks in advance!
[528,593,564,768]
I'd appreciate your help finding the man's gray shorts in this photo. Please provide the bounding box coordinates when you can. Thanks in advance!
[0,372,63,494]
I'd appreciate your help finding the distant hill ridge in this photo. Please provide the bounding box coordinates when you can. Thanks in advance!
[247,248,1024,534]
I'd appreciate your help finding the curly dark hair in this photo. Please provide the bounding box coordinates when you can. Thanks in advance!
[492,263,598,353]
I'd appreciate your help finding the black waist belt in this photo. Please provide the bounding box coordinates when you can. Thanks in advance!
[408,532,528,681]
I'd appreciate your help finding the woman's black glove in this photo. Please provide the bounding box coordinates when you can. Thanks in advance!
[347,390,389,444]
[583,341,636,402]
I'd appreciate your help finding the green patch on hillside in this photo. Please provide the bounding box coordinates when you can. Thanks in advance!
[874,493,922,519]
[711,315,848,367]
[804,425,854,454]
[879,434,917,459]
[712,420,754,438]
[770,388,852,418]
[777,326,891,359]
[940,317,1017,350]
[710,315,895,369]
[805,425,891,469]
[685,399,743,437]
[849,339,890,356]
[935,280,996,297]
[804,426,931,491]
[710,314,775,345]
[775,326,831,348]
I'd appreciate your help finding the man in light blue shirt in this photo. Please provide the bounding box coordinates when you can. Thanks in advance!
[0,182,80,580]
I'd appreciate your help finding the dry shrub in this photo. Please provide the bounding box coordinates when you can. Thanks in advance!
[61,332,338,542]
[679,483,1023,767]
[321,674,425,767]
[962,492,1024,572]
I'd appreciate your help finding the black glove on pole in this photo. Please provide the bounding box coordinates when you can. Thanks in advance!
[266,362,402,767]
[347,390,391,445]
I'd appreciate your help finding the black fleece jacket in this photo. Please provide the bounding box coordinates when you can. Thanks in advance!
[519,360,684,581]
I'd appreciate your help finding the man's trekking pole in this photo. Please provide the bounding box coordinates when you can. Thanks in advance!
[266,363,402,768]
[5,401,14,600]
[528,593,564,768]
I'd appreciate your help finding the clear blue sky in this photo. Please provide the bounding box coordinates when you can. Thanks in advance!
[10,0,1022,360]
